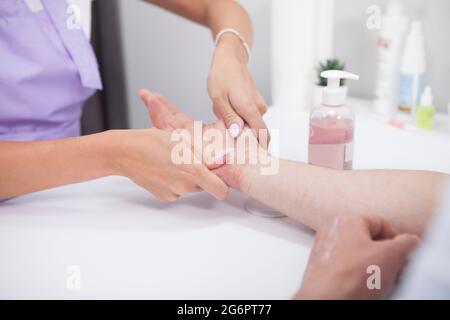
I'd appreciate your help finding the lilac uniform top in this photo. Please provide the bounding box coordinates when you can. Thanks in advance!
[0,0,103,142]
[0,0,102,202]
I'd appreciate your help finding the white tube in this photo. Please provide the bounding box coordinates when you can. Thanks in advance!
[271,0,317,111]
[315,0,335,63]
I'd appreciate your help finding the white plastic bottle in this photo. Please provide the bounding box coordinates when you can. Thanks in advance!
[309,71,360,170]
[374,0,409,115]
[399,21,426,114]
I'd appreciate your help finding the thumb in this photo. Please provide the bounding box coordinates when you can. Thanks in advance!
[214,99,245,138]
[194,165,229,201]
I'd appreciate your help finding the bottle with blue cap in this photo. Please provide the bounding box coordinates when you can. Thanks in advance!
[399,21,426,114]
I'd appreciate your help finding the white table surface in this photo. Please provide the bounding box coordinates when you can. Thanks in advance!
[1,98,450,299]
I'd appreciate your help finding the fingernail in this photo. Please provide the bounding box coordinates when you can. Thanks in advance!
[228,123,240,138]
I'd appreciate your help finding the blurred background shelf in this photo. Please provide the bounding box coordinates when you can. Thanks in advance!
[112,0,450,129]
[267,97,450,172]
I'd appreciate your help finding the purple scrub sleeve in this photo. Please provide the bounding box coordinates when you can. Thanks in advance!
[0,0,102,142]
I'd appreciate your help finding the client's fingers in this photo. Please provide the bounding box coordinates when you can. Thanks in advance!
[139,89,170,130]
[139,89,194,132]
[384,234,420,262]
[153,93,194,130]
[362,215,399,240]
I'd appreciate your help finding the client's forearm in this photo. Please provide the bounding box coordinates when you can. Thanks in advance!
[137,88,447,234]
[232,160,446,235]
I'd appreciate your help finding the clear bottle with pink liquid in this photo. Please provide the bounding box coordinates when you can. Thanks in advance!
[308,70,360,170]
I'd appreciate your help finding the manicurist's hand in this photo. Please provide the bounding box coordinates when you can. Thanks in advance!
[146,0,268,145]
[106,128,229,201]
[295,215,420,300]
[139,89,271,194]
[208,34,269,146]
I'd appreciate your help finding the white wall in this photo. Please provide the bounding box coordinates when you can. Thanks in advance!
[119,0,450,129]
[119,0,271,129]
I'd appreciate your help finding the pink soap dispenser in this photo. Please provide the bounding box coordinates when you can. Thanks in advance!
[308,70,360,170]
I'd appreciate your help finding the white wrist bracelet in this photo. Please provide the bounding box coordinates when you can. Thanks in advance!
[215,28,251,63]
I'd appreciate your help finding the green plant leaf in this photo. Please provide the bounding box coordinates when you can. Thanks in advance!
[316,58,346,86]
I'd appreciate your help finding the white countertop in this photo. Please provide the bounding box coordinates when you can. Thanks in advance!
[1,98,450,299]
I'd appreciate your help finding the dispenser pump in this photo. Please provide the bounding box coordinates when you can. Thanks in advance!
[420,86,433,106]
[321,70,360,106]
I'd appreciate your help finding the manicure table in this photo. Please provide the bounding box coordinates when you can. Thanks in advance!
[1,98,450,299]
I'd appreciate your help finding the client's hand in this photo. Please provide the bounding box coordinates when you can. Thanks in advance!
[295,215,419,300]
[139,89,269,192]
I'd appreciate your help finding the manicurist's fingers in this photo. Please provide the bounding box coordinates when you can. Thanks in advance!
[241,109,270,149]
[254,90,269,115]
[226,86,271,148]
[194,165,229,200]
[213,95,245,139]
[150,188,180,202]
[172,182,202,195]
